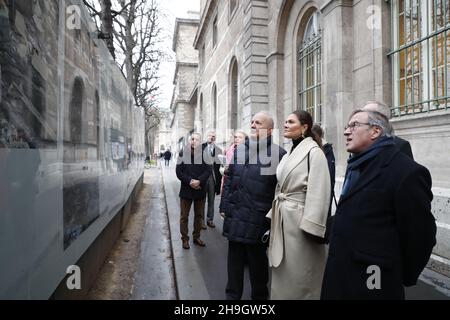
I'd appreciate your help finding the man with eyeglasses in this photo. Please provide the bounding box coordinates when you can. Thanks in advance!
[362,101,413,159]
[321,108,436,300]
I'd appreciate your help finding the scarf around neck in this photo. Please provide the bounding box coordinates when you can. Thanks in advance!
[341,136,394,196]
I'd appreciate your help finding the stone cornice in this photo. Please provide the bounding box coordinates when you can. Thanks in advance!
[265,51,284,64]
[391,109,450,137]
[193,0,216,49]
[172,18,200,52]
[320,0,354,16]
[172,62,199,85]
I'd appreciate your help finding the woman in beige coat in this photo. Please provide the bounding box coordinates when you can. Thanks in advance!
[267,110,331,299]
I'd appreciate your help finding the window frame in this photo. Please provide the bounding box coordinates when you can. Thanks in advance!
[390,0,450,117]
[298,12,322,124]
[212,15,218,49]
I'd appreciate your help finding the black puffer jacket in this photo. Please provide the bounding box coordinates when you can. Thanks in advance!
[221,137,286,244]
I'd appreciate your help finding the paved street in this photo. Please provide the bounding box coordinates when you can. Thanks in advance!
[130,164,450,300]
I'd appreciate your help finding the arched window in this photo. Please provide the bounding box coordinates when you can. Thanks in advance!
[230,59,238,129]
[198,94,204,134]
[213,15,218,48]
[212,83,217,129]
[298,11,322,123]
[230,0,238,17]
[31,67,45,140]
[95,91,101,158]
[69,78,84,144]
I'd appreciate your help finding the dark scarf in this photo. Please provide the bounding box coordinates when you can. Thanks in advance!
[341,136,394,196]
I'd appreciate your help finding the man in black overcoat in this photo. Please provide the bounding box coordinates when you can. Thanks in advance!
[321,109,436,300]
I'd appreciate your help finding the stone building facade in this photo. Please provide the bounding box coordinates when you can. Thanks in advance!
[154,115,171,154]
[169,15,200,153]
[192,0,450,277]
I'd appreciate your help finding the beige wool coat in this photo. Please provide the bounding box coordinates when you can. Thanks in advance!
[267,137,331,300]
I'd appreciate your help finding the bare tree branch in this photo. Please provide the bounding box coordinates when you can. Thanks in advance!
[82,0,100,16]
[83,0,169,155]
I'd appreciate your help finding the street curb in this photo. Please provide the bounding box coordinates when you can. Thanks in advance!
[159,165,180,300]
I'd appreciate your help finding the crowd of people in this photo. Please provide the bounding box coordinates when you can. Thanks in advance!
[173,101,437,300]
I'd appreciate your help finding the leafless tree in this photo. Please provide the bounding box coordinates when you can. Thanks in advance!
[83,0,170,154]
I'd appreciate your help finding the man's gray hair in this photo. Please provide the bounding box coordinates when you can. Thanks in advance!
[255,110,275,129]
[350,109,393,137]
[363,101,391,119]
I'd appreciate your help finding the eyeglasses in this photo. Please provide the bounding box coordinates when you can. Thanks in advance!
[344,121,371,131]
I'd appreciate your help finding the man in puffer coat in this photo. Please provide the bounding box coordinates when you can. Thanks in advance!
[220,111,286,300]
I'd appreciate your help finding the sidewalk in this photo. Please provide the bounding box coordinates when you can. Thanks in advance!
[131,167,177,299]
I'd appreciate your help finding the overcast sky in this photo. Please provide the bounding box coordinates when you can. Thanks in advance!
[158,0,200,111]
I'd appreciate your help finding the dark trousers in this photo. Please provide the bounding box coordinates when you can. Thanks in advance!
[205,175,215,222]
[165,159,170,166]
[226,241,269,300]
[180,198,205,241]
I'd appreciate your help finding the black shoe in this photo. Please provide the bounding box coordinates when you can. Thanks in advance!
[207,221,215,228]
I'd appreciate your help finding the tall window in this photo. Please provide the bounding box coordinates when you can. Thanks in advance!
[212,83,217,129]
[198,94,204,133]
[95,91,100,158]
[391,0,450,117]
[230,0,238,17]
[298,12,322,123]
[201,43,205,70]
[31,67,45,140]
[230,59,238,129]
[213,15,218,48]
[69,78,84,144]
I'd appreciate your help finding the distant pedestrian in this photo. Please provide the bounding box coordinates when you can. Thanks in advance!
[176,133,211,249]
[321,108,436,299]
[221,111,286,300]
[164,149,172,167]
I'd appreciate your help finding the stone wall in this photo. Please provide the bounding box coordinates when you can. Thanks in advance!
[170,17,199,150]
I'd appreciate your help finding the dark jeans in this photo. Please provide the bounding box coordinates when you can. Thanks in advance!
[165,159,170,166]
[226,241,269,300]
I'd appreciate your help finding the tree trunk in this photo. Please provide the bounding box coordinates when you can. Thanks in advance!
[100,0,115,59]
[118,0,136,93]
